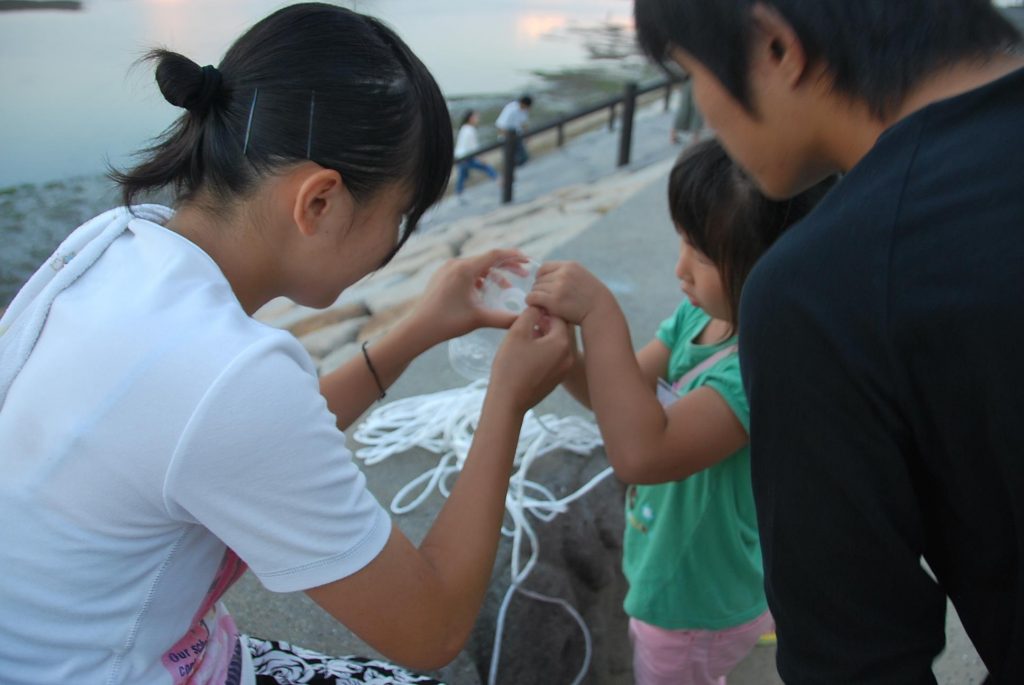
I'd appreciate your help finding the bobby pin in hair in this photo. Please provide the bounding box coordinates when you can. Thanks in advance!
[306,91,316,159]
[242,88,259,156]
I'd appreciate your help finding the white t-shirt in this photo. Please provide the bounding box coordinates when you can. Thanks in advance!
[0,214,392,685]
[454,123,481,158]
[494,101,529,133]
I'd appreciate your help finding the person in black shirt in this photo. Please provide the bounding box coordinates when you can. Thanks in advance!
[633,1,1024,682]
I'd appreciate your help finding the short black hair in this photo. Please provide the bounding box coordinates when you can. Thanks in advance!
[519,95,534,107]
[635,0,1022,117]
[460,109,476,127]
[668,138,834,330]
[112,3,452,259]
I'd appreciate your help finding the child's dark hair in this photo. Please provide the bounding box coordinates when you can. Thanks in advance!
[669,138,832,331]
[460,110,477,127]
[635,0,1021,118]
[111,3,452,257]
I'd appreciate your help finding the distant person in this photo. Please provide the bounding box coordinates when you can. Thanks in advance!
[495,94,533,166]
[527,139,832,685]
[453,109,497,199]
[0,4,574,685]
[670,78,704,144]
[636,0,1024,680]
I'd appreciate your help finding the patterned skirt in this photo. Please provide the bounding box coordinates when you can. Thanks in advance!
[245,637,446,685]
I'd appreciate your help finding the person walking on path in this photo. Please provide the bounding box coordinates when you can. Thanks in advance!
[527,139,832,685]
[670,78,705,144]
[495,94,533,167]
[0,5,573,684]
[635,0,1024,681]
[453,110,497,198]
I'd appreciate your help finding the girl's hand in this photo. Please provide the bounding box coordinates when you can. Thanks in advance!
[526,261,612,326]
[490,307,574,414]
[411,249,530,346]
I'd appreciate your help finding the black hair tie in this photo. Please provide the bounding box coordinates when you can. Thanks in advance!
[184,64,223,115]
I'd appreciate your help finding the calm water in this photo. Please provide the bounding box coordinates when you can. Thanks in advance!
[0,0,635,187]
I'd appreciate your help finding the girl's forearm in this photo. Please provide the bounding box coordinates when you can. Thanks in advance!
[560,353,592,409]
[319,312,437,430]
[416,391,523,652]
[303,393,526,670]
[579,302,670,480]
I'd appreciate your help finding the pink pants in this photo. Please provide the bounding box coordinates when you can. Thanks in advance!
[628,610,774,685]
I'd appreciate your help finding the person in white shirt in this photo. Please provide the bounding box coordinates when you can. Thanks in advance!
[0,5,573,685]
[494,95,533,166]
[453,109,497,197]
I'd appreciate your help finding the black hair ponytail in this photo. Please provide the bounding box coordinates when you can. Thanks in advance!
[153,51,224,114]
[109,50,224,208]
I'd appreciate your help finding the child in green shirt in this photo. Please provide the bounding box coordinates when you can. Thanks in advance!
[528,139,831,685]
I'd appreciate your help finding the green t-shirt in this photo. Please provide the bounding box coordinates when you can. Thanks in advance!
[622,301,766,629]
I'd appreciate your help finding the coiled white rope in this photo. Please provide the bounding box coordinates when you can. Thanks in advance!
[352,379,613,685]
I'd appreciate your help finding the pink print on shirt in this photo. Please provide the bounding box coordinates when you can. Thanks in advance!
[161,549,248,684]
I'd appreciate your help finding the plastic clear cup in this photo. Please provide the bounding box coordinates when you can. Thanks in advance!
[448,258,539,381]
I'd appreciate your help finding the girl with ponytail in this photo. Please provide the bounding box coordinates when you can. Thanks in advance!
[0,4,573,684]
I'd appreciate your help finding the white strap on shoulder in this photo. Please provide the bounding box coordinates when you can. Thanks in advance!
[656,343,738,407]
[675,343,738,390]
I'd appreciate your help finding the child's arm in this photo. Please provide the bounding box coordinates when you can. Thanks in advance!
[530,261,747,484]
[562,336,670,410]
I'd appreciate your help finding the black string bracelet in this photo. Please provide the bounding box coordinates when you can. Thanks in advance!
[361,341,386,401]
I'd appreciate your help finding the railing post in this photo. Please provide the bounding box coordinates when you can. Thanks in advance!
[502,132,517,204]
[664,80,672,111]
[618,82,638,168]
[557,123,565,147]
[608,103,616,131]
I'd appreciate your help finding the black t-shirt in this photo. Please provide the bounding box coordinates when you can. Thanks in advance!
[740,65,1024,683]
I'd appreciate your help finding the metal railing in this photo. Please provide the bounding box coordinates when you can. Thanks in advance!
[454,74,682,204]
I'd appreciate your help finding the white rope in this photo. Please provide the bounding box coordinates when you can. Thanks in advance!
[352,380,612,685]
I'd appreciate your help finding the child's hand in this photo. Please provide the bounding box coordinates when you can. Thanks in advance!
[490,307,574,414]
[526,261,611,325]
[412,249,530,346]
